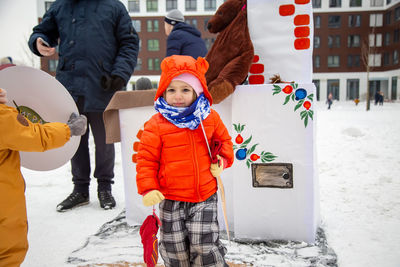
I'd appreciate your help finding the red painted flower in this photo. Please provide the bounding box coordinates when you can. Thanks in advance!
[303,101,311,110]
[235,134,243,144]
[250,154,260,161]
[282,85,293,94]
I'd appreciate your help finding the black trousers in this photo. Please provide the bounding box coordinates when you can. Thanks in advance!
[71,97,115,194]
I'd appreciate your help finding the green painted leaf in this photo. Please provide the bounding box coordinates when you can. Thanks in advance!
[246,159,251,168]
[283,94,291,105]
[233,144,237,150]
[246,143,258,156]
[308,110,314,120]
[242,135,252,146]
[240,124,245,132]
[291,93,295,101]
[304,115,309,127]
[294,99,304,112]
[300,110,307,119]
[233,123,238,132]
[307,93,314,101]
[273,85,281,90]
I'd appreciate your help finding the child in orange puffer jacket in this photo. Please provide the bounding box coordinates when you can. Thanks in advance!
[136,55,234,266]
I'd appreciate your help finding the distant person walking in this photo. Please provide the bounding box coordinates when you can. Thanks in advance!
[28,0,139,212]
[327,92,333,110]
[164,9,207,58]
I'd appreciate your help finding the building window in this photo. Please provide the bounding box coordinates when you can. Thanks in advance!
[327,79,340,100]
[147,39,160,51]
[383,52,390,65]
[370,14,383,27]
[353,55,360,67]
[48,59,58,72]
[350,0,361,6]
[45,1,54,11]
[347,55,360,67]
[166,0,177,11]
[370,0,383,6]
[314,16,321,28]
[185,19,198,28]
[394,29,400,42]
[147,0,158,12]
[384,32,391,46]
[348,15,361,27]
[312,79,320,101]
[132,20,141,32]
[136,58,142,71]
[328,55,340,67]
[204,19,210,31]
[328,35,341,48]
[369,33,382,47]
[395,7,400,21]
[368,54,381,67]
[314,36,320,48]
[312,0,321,8]
[314,55,320,68]
[204,38,215,50]
[387,0,392,4]
[139,39,142,51]
[204,0,216,11]
[391,76,398,100]
[347,79,359,100]
[154,58,161,71]
[328,15,341,28]
[185,0,197,11]
[147,20,159,32]
[385,11,391,25]
[329,0,341,7]
[148,58,154,70]
[128,0,140,12]
[394,50,399,64]
[347,35,360,47]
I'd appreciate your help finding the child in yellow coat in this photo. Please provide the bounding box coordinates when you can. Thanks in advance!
[0,88,87,266]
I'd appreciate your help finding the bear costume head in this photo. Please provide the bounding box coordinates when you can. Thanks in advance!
[205,0,254,104]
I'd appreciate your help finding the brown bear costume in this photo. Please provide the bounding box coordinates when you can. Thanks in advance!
[205,0,254,104]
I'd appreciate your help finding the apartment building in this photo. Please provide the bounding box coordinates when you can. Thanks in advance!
[37,0,224,90]
[37,0,399,100]
[312,0,400,101]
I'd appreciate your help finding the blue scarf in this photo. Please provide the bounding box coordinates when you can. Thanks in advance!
[154,93,211,130]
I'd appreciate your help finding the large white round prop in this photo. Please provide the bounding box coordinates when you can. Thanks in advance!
[0,66,80,171]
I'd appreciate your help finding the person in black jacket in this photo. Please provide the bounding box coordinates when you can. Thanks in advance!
[164,9,207,58]
[28,0,139,212]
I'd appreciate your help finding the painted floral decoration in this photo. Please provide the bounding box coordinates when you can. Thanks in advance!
[272,83,314,127]
[233,123,277,168]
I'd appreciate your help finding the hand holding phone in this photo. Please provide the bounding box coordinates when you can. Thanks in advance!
[36,38,56,57]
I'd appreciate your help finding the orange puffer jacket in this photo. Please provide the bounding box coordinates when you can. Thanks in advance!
[136,109,233,203]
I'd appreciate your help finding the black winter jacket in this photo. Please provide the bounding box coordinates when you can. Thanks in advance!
[166,23,207,59]
[28,0,139,112]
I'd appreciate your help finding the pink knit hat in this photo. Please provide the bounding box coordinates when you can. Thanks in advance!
[172,73,204,96]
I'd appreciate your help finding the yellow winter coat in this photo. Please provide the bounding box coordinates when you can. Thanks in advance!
[0,104,70,266]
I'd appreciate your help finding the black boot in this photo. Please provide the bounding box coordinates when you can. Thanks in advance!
[98,191,116,210]
[56,192,89,212]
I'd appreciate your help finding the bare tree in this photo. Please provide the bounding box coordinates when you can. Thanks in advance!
[361,19,378,111]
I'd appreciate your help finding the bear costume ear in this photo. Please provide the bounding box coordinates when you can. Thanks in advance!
[195,57,209,75]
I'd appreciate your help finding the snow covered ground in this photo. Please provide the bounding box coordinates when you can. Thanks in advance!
[20,101,400,267]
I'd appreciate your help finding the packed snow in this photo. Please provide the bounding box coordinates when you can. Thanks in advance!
[20,100,400,267]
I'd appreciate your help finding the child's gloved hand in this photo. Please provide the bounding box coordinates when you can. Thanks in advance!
[67,113,87,136]
[0,88,7,104]
[210,155,224,177]
[143,190,165,206]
